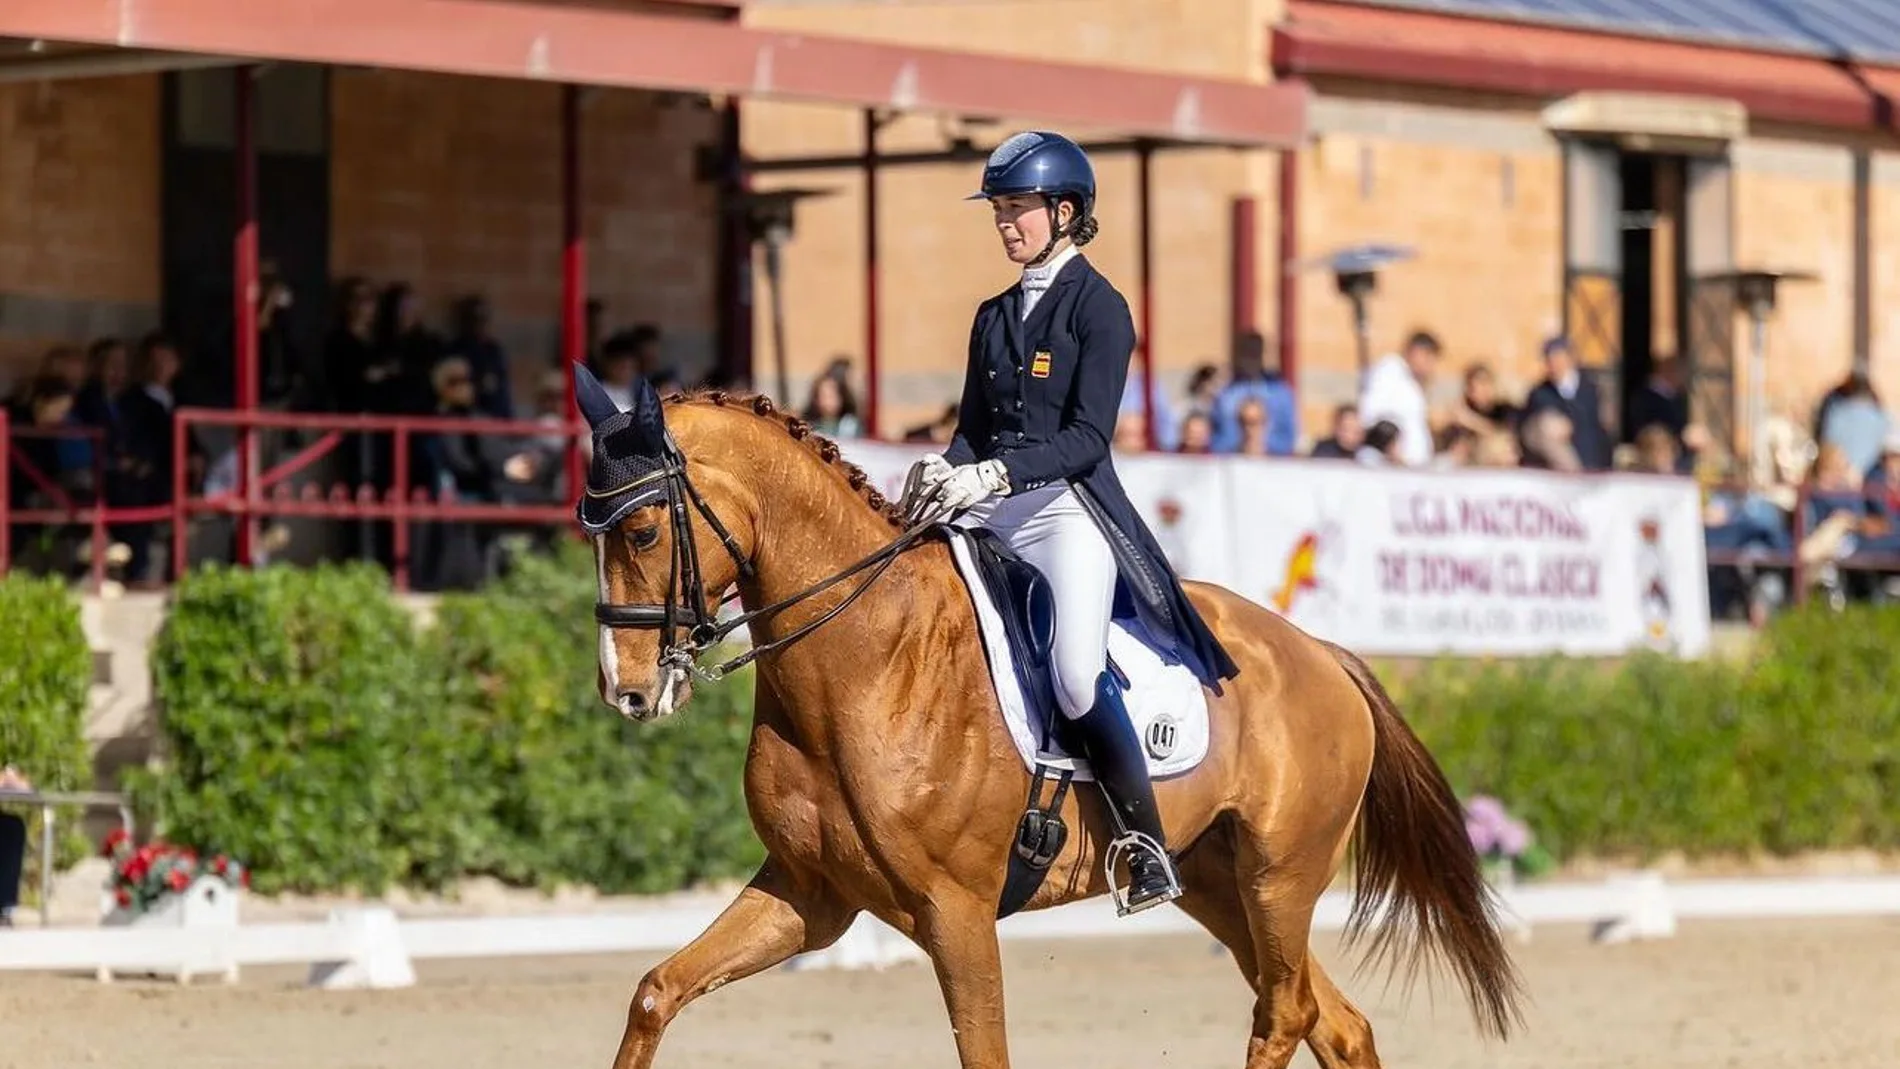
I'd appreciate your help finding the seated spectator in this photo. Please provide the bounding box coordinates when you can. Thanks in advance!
[0,764,28,927]
[1817,371,1888,479]
[1433,424,1478,469]
[1471,430,1521,468]
[1520,407,1582,472]
[1358,420,1403,466]
[1309,404,1363,460]
[1358,330,1439,467]
[1177,411,1213,454]
[596,332,645,412]
[902,403,959,444]
[1121,369,1178,451]
[1865,432,1900,529]
[1524,336,1613,471]
[1454,363,1520,437]
[1234,397,1271,457]
[1213,331,1297,455]
[803,371,861,438]
[1113,408,1148,453]
[1626,423,1681,476]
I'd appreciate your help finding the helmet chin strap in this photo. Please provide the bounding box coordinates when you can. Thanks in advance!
[1027,194,1074,267]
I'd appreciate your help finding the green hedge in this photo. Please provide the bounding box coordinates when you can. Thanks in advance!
[128,551,1900,896]
[0,573,94,899]
[1395,604,1900,862]
[136,547,760,897]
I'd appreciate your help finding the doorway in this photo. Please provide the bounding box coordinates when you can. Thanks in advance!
[1616,151,1686,442]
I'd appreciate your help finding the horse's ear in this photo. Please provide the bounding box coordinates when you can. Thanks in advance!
[572,361,621,430]
[627,372,666,449]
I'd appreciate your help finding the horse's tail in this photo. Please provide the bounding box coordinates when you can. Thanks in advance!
[1324,640,1525,1040]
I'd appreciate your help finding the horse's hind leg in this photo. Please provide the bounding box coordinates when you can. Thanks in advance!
[1305,957,1382,1068]
[610,861,854,1069]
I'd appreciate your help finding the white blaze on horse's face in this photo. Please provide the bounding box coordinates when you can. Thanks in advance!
[593,530,690,722]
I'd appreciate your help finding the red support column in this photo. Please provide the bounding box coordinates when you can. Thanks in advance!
[1136,141,1158,451]
[863,109,882,439]
[1276,147,1300,392]
[233,64,260,567]
[561,85,587,503]
[1230,196,1258,336]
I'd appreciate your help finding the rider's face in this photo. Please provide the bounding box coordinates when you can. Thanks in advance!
[991,194,1073,265]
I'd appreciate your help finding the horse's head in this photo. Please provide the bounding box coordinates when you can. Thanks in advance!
[573,363,754,721]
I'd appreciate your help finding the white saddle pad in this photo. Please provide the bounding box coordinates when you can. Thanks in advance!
[944,529,1210,780]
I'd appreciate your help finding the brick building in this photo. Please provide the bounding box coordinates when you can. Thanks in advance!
[2,0,1898,456]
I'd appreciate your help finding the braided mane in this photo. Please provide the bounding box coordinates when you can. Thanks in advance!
[665,390,905,529]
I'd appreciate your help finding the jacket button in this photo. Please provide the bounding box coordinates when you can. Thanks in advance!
[988,369,997,379]
[1014,399,1024,410]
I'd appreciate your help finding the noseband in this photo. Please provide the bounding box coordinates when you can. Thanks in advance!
[589,435,938,683]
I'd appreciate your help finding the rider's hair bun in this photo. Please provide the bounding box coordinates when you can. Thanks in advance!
[1071,215,1100,246]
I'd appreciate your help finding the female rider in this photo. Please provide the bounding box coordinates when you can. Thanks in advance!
[907,131,1240,915]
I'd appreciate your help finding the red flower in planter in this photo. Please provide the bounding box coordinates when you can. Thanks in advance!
[115,889,132,907]
[101,828,130,857]
[167,869,191,893]
[124,855,151,884]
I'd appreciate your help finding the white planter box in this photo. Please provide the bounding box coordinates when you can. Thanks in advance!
[98,875,243,985]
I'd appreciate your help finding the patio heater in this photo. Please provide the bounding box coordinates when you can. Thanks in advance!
[1293,243,1416,374]
[1706,268,1816,465]
[738,187,835,407]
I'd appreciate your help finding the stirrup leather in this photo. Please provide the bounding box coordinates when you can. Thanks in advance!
[1104,830,1183,917]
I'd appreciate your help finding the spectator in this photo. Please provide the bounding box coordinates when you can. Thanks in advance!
[1113,408,1149,453]
[1183,363,1223,418]
[1817,371,1888,479]
[597,332,644,412]
[1309,404,1364,460]
[1524,336,1613,471]
[1800,443,1879,570]
[119,333,206,586]
[1520,407,1582,472]
[0,764,25,927]
[902,403,960,444]
[1433,424,1478,469]
[1865,432,1900,529]
[1121,368,1177,451]
[1177,411,1213,454]
[623,323,671,388]
[1212,331,1297,454]
[1627,424,1681,476]
[449,295,514,419]
[1234,397,1271,457]
[1358,329,1440,467]
[256,258,306,407]
[327,277,394,414]
[1471,430,1521,468]
[1455,363,1520,437]
[374,282,445,414]
[803,370,862,438]
[411,357,502,591]
[1358,420,1403,466]
[1629,356,1691,447]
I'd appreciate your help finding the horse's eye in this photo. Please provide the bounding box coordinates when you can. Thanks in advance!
[629,525,661,551]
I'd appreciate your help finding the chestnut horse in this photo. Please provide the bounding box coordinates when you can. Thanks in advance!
[583,386,1522,1069]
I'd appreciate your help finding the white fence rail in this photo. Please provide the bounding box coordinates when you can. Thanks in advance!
[4,874,1899,989]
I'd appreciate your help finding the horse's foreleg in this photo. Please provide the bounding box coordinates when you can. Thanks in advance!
[912,889,1012,1069]
[610,862,855,1069]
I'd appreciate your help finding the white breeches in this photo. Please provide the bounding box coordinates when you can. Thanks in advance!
[955,484,1116,719]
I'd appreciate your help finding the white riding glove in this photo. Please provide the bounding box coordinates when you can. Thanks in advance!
[934,460,1012,513]
[900,453,956,521]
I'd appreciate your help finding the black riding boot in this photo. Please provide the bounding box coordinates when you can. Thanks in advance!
[1071,670,1182,915]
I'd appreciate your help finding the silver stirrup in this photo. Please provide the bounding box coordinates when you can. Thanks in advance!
[1103,830,1183,917]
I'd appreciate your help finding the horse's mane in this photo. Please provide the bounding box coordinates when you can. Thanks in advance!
[665,390,905,529]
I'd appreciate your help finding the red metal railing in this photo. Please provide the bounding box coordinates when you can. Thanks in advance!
[171,407,587,591]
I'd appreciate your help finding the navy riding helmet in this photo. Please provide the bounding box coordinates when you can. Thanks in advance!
[967,131,1098,259]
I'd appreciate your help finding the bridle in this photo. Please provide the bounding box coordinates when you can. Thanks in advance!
[589,434,942,687]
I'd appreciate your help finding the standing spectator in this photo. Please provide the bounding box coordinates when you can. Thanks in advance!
[1626,424,1681,475]
[1212,331,1297,454]
[1358,329,1440,467]
[1817,371,1889,479]
[327,277,395,414]
[1629,356,1691,446]
[1455,363,1520,437]
[1309,404,1365,460]
[119,334,206,586]
[0,764,28,927]
[1176,411,1213,454]
[1182,363,1223,419]
[1433,424,1478,469]
[803,372,862,438]
[1524,336,1613,471]
[449,295,513,419]
[597,332,644,412]
[411,358,502,590]
[374,282,445,414]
